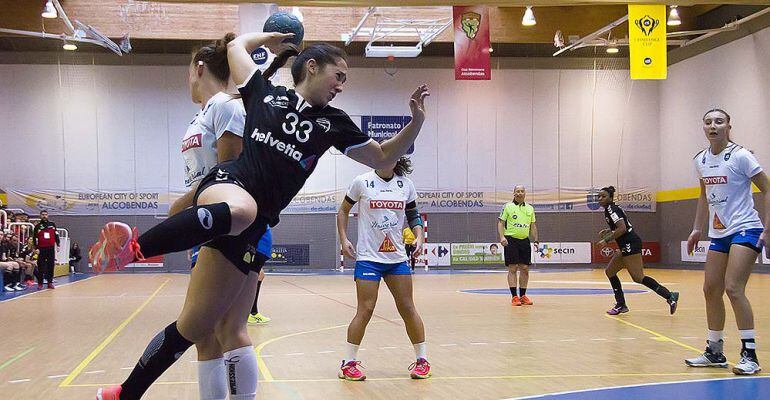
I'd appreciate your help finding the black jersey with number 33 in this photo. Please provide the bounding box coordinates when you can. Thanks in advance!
[235,68,372,225]
[603,203,641,244]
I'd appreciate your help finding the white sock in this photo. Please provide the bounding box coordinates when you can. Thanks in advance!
[344,342,360,363]
[413,342,427,360]
[739,329,756,340]
[224,346,258,400]
[197,358,228,400]
[708,330,724,343]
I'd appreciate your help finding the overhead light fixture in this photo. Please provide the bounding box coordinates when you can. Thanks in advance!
[42,0,57,19]
[606,42,619,54]
[522,6,536,27]
[668,6,682,26]
[62,41,77,51]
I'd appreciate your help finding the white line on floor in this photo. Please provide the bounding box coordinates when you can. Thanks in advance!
[8,379,31,384]
[85,370,105,375]
[439,344,458,347]
[47,374,68,379]
[286,353,305,356]
[317,350,335,354]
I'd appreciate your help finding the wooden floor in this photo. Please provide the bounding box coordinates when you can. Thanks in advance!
[0,268,768,399]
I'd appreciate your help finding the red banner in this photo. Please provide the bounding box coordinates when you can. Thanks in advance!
[453,6,491,80]
[592,242,661,264]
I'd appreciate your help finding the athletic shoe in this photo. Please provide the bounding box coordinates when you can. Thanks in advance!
[89,222,143,274]
[520,295,533,306]
[668,292,680,315]
[47,283,55,289]
[14,283,26,291]
[338,360,366,381]
[25,279,34,286]
[37,283,43,290]
[409,358,432,379]
[732,352,762,375]
[685,342,728,368]
[96,385,122,399]
[606,304,629,315]
[4,284,16,292]
[511,296,521,306]
[248,313,271,324]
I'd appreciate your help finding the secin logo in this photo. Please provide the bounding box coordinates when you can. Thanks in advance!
[251,47,269,65]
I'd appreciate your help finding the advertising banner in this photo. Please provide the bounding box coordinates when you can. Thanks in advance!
[453,6,491,80]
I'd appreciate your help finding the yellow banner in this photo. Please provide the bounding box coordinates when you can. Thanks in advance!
[628,5,667,80]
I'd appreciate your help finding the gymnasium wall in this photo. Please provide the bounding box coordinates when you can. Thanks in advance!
[658,26,770,266]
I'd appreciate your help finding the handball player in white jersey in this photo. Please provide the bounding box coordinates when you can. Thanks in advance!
[686,109,769,375]
[337,156,431,381]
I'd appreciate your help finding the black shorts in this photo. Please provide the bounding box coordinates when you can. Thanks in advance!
[617,237,643,257]
[193,161,270,275]
[504,236,531,266]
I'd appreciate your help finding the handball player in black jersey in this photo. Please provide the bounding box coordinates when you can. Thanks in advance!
[92,31,429,400]
[598,186,679,316]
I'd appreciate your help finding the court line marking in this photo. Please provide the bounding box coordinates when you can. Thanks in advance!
[59,278,170,387]
[0,276,95,303]
[255,321,381,382]
[60,371,736,387]
[8,378,31,383]
[604,315,705,354]
[0,347,34,371]
[507,375,770,400]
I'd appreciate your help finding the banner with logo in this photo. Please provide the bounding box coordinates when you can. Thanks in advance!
[628,4,667,80]
[453,6,491,80]
[532,242,592,264]
[424,243,451,266]
[265,244,310,266]
[361,116,414,155]
[681,240,711,262]
[451,243,503,265]
[593,242,661,263]
[5,189,173,216]
[126,255,164,269]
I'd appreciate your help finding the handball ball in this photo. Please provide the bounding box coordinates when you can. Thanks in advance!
[263,12,304,46]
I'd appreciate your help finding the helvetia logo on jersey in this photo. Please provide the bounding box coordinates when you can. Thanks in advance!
[251,128,303,161]
[703,176,728,185]
[369,200,405,210]
[181,134,203,152]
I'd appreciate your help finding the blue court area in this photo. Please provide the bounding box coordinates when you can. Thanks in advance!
[0,273,93,302]
[513,376,770,400]
[462,288,647,296]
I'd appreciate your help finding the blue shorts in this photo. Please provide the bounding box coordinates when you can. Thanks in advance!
[191,226,272,269]
[709,228,764,254]
[354,260,411,281]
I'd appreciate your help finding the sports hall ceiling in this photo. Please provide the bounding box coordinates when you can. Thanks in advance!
[0,1,768,59]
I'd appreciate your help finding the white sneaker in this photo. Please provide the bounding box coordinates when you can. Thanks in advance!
[732,354,762,375]
[14,283,25,291]
[4,284,16,292]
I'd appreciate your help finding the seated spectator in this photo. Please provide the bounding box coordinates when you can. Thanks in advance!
[1,234,23,292]
[69,242,82,273]
[11,234,35,285]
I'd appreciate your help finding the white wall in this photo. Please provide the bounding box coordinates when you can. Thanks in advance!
[660,27,770,191]
[0,61,660,198]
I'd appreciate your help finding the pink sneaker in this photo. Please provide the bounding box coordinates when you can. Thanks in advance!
[606,304,629,315]
[89,222,143,274]
[96,385,122,399]
[409,358,431,379]
[338,360,366,381]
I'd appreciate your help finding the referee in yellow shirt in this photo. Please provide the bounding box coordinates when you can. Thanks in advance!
[497,185,539,306]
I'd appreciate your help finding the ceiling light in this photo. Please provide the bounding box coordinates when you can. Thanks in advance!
[63,41,77,51]
[522,6,536,27]
[668,6,681,26]
[606,44,619,54]
[42,0,57,19]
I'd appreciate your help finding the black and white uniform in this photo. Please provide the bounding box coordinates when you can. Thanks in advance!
[603,203,642,257]
[193,67,372,271]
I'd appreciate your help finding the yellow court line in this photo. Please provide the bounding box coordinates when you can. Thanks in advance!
[0,347,35,371]
[605,315,708,355]
[59,278,170,387]
[255,323,350,382]
[61,371,734,387]
[254,321,388,382]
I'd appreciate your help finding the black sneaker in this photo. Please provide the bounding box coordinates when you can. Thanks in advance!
[668,292,679,315]
[685,341,728,367]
